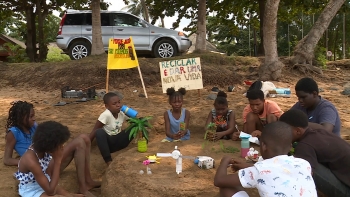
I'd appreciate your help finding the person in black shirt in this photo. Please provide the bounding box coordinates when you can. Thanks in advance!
[280,109,350,197]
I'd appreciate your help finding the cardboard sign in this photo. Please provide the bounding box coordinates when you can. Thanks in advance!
[107,37,138,69]
[159,57,203,93]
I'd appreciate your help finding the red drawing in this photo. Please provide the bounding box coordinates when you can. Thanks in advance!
[260,170,271,175]
[249,171,254,180]
[300,187,305,196]
[124,38,131,44]
[113,39,124,45]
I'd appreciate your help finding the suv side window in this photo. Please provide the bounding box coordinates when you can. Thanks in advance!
[84,13,111,26]
[112,13,143,27]
[64,13,85,25]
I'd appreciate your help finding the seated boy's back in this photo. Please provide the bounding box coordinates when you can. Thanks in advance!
[214,121,317,197]
[239,155,314,196]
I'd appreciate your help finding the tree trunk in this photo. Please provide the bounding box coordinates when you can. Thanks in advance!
[91,0,105,55]
[195,0,206,51]
[25,6,37,62]
[36,0,49,62]
[291,0,345,66]
[140,0,150,23]
[334,24,339,61]
[161,16,165,28]
[257,0,266,56]
[258,0,284,81]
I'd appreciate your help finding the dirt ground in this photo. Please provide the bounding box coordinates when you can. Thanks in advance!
[0,53,349,197]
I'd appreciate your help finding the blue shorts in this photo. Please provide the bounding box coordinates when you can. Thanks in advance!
[19,182,45,197]
[18,175,51,197]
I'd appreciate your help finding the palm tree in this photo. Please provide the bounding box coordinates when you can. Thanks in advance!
[91,0,104,55]
[122,0,150,23]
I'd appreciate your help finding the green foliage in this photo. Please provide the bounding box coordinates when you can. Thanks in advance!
[126,116,152,141]
[220,142,239,153]
[123,0,149,19]
[204,122,216,140]
[46,46,70,62]
[3,43,29,63]
[202,140,239,153]
[315,46,327,67]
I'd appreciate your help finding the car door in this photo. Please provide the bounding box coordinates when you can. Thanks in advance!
[82,12,114,50]
[111,13,150,51]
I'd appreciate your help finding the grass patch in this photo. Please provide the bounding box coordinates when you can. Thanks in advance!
[230,55,260,66]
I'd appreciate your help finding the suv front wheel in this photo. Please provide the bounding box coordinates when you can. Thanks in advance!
[153,39,177,58]
[68,41,91,60]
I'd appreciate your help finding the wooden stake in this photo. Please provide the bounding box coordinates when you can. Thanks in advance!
[106,69,110,93]
[137,65,148,98]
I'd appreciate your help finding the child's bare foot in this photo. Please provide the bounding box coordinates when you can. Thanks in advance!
[86,180,101,190]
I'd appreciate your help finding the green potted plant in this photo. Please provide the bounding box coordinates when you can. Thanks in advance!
[204,122,217,142]
[126,116,152,153]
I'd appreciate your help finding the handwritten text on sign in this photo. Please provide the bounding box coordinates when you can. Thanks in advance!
[159,57,203,93]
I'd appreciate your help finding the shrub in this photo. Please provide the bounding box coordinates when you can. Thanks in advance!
[46,46,70,62]
[3,43,29,63]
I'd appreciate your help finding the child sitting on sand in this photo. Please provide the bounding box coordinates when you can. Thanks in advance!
[4,101,100,197]
[161,87,190,142]
[214,121,317,197]
[15,121,83,197]
[205,91,237,141]
[89,92,134,166]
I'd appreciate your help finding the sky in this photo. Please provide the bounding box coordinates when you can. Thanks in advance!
[53,0,191,32]
[107,0,191,32]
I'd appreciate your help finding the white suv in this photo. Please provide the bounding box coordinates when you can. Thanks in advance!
[56,10,192,60]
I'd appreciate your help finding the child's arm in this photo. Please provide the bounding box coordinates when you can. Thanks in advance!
[214,156,241,188]
[214,156,257,189]
[3,132,20,166]
[89,120,105,142]
[30,148,63,195]
[164,111,179,140]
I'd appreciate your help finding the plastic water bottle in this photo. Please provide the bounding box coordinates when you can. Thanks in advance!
[241,137,250,158]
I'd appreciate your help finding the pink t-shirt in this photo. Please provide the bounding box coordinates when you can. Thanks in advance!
[243,100,283,124]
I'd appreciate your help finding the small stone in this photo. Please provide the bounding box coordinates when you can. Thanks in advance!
[147,170,152,175]
[329,87,339,91]
[342,87,350,95]
[206,93,217,100]
[139,170,144,175]
[343,82,350,88]
[139,93,146,97]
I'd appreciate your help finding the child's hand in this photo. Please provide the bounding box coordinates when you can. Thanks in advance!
[172,133,181,140]
[214,132,225,140]
[232,132,240,141]
[231,159,253,171]
[177,130,186,138]
[251,130,262,137]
